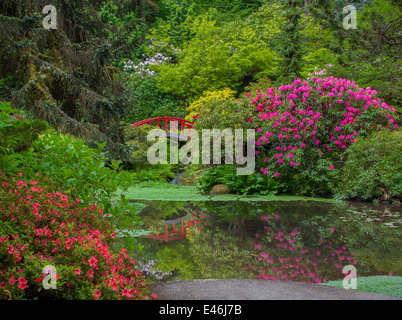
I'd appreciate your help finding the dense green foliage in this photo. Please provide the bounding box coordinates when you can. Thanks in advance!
[332,131,402,201]
[197,165,283,196]
[122,74,184,124]
[0,105,147,252]
[156,11,277,99]
[1,0,400,162]
[275,0,305,82]
[0,102,48,167]
[310,0,402,109]
[0,0,401,300]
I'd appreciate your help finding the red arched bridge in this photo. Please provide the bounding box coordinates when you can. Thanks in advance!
[132,116,194,140]
[146,215,203,242]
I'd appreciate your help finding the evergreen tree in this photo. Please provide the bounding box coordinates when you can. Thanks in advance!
[276,0,305,82]
[0,0,158,161]
[310,0,402,110]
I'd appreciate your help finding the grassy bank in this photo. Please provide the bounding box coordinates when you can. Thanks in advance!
[119,182,344,203]
[321,276,402,299]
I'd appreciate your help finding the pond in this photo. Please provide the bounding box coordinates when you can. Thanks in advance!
[131,199,402,284]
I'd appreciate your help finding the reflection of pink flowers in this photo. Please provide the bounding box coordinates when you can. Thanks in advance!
[253,212,364,285]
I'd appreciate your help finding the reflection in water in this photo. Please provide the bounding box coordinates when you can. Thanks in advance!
[252,212,356,283]
[132,200,401,282]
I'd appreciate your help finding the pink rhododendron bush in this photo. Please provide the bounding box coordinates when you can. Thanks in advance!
[0,172,156,300]
[248,72,399,195]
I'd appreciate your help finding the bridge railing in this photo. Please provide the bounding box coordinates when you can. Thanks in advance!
[132,116,194,136]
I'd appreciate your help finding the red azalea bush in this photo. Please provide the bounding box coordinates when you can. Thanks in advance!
[248,69,399,195]
[0,171,157,300]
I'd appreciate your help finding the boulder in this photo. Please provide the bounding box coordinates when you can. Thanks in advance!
[210,184,231,195]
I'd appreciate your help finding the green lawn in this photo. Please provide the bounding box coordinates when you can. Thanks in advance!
[321,276,402,299]
[119,182,344,203]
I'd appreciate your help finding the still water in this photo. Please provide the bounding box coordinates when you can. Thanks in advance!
[132,200,401,284]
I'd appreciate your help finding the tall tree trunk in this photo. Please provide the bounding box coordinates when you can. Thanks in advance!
[304,0,309,17]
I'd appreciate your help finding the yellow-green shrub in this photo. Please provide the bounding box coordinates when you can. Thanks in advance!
[185,88,236,121]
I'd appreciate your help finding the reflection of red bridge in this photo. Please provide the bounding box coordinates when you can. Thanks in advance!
[147,215,200,242]
[132,116,194,139]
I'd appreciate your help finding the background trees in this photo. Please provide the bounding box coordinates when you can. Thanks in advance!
[1,0,400,167]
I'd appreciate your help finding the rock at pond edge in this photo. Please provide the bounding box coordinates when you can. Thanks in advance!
[210,184,231,195]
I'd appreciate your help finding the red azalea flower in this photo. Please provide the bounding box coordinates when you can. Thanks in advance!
[17,277,28,290]
[88,256,98,267]
[94,290,101,299]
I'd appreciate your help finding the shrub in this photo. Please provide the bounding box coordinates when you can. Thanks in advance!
[124,124,159,167]
[185,88,236,122]
[196,165,234,194]
[227,171,283,196]
[249,70,399,195]
[193,96,254,132]
[0,103,47,171]
[0,172,157,300]
[332,130,402,201]
[197,165,283,195]
[30,132,145,249]
[123,124,177,180]
[1,114,146,253]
